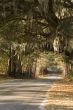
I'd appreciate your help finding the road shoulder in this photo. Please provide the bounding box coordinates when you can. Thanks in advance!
[45,80,73,110]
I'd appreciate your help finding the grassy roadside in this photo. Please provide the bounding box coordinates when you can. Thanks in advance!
[0,74,35,83]
[65,71,73,81]
[45,80,73,110]
[0,74,14,82]
[0,74,25,83]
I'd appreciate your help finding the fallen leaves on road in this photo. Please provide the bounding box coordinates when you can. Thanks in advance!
[45,80,73,110]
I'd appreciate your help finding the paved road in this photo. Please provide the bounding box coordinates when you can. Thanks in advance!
[0,78,56,110]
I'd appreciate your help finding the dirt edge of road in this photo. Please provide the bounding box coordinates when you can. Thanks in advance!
[45,80,73,110]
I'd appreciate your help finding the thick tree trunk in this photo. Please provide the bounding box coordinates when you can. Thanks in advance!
[8,47,16,76]
[8,45,22,77]
[16,55,22,75]
[8,44,12,75]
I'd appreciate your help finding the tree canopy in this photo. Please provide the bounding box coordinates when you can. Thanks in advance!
[0,0,73,77]
[0,0,73,50]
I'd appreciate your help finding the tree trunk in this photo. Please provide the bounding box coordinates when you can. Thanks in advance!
[16,55,22,75]
[8,47,16,76]
[8,44,12,75]
[8,45,22,77]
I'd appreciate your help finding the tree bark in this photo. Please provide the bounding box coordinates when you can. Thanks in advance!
[8,44,22,77]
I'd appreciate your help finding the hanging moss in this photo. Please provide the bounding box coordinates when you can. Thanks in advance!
[0,54,8,73]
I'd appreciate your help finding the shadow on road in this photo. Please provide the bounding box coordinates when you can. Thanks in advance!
[0,74,62,110]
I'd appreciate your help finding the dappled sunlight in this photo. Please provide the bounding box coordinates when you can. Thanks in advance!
[46,82,73,110]
[46,104,73,110]
[0,79,54,109]
[39,73,63,80]
[0,0,73,109]
[47,99,73,106]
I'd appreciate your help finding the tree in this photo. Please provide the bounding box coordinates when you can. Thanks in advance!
[0,0,73,76]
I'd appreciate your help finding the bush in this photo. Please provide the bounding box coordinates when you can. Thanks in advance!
[66,71,73,81]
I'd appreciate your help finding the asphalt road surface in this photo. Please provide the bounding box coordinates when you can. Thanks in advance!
[0,77,57,110]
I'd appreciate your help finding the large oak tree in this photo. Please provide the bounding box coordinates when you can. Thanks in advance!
[0,0,73,75]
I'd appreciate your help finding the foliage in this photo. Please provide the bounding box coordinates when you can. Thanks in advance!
[0,0,73,77]
[0,54,8,73]
[0,0,73,42]
[66,70,73,81]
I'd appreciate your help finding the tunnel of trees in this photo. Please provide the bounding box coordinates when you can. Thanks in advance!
[0,0,73,78]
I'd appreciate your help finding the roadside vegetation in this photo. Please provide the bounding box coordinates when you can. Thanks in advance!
[66,71,73,81]
[0,0,73,80]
